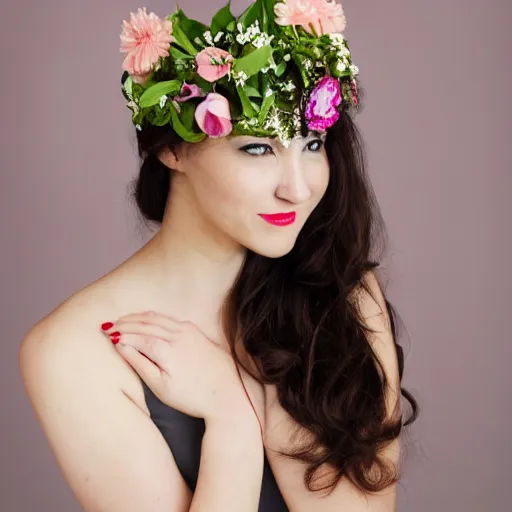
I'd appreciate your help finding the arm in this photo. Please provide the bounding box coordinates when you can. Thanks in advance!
[190,416,264,512]
[19,326,193,512]
[264,271,401,511]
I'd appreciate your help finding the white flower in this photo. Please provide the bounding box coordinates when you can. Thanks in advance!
[203,30,214,46]
[283,54,291,61]
[214,31,224,43]
[234,70,249,86]
[159,95,168,109]
[135,124,142,131]
[336,62,347,73]
[329,33,345,45]
[127,100,140,113]
[349,64,359,75]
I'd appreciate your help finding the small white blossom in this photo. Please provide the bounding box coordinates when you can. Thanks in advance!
[127,100,139,113]
[283,54,291,62]
[135,124,142,131]
[265,88,274,97]
[349,64,359,75]
[203,30,214,46]
[214,31,224,43]
[234,70,249,86]
[159,95,168,109]
[336,62,347,73]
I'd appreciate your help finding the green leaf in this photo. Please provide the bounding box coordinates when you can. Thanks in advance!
[180,101,196,131]
[258,91,276,124]
[261,0,277,26]
[168,101,207,142]
[244,86,261,98]
[150,107,172,126]
[211,1,236,36]
[123,75,133,98]
[170,46,194,61]
[169,9,209,44]
[237,0,261,29]
[274,61,287,77]
[250,101,261,112]
[139,80,182,108]
[226,20,236,32]
[236,85,255,117]
[172,22,198,56]
[233,45,272,78]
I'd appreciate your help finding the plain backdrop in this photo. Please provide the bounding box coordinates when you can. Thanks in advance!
[1,0,510,511]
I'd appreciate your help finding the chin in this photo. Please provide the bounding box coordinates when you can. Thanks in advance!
[246,236,298,259]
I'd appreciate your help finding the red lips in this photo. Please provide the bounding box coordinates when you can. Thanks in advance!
[258,212,296,226]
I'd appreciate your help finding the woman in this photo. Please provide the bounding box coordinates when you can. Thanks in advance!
[19,1,418,511]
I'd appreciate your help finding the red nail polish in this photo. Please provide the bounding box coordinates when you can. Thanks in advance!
[111,335,121,345]
[101,322,114,331]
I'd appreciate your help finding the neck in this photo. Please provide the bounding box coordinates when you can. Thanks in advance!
[129,175,247,325]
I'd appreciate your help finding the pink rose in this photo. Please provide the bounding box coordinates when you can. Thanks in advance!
[194,93,233,138]
[305,76,342,131]
[120,7,174,86]
[195,47,234,82]
[274,0,346,36]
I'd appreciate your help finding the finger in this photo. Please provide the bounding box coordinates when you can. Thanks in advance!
[116,344,164,388]
[113,321,181,342]
[116,311,186,329]
[117,333,172,372]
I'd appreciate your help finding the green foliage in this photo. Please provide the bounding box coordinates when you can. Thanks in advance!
[211,1,236,36]
[139,80,182,108]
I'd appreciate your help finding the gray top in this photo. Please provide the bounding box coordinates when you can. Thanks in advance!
[141,380,289,511]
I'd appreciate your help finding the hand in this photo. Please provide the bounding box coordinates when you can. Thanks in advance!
[101,311,264,427]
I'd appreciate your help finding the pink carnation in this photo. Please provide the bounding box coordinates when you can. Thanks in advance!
[120,7,174,85]
[195,47,234,82]
[274,0,346,35]
[305,76,342,131]
[194,93,233,138]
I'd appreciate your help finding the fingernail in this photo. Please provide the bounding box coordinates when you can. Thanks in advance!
[110,333,121,345]
[101,322,114,331]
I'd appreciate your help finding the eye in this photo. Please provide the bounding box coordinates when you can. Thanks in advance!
[239,139,325,156]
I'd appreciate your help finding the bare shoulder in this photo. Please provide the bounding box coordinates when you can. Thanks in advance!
[19,280,149,415]
[18,280,193,511]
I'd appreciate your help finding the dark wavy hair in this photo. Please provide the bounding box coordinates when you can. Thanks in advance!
[129,91,419,497]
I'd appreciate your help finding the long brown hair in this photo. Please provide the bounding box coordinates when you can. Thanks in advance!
[130,94,419,497]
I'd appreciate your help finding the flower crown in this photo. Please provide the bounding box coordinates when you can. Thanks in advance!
[120,0,360,148]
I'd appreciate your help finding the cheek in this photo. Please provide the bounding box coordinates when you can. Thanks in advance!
[192,161,263,227]
[309,161,330,199]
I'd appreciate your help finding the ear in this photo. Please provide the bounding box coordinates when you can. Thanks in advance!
[156,145,185,173]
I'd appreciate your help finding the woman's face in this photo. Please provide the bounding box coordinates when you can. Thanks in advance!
[160,131,330,258]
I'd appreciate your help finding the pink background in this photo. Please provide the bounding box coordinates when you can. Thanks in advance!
[1,0,510,510]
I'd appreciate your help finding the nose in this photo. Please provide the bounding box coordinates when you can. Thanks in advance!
[275,158,312,205]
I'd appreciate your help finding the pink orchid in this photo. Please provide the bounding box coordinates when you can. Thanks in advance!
[305,76,342,131]
[195,47,234,82]
[194,93,233,138]
[274,0,346,35]
[173,82,206,103]
[120,7,174,85]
